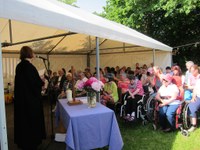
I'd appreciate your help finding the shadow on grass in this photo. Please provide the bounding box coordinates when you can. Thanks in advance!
[117,116,178,150]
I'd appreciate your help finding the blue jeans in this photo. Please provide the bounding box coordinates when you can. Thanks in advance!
[188,97,200,117]
[159,104,179,129]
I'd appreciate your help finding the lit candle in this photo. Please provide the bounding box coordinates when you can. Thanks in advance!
[66,89,73,101]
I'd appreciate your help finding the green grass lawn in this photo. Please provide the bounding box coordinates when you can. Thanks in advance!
[117,118,200,150]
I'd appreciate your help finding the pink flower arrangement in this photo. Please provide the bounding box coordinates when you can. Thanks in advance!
[78,77,104,92]
[77,80,85,89]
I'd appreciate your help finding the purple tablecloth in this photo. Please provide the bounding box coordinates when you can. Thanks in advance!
[56,98,123,150]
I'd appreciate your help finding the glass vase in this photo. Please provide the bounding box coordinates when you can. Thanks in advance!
[87,91,96,108]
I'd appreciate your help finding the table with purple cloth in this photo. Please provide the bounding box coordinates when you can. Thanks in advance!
[56,98,123,150]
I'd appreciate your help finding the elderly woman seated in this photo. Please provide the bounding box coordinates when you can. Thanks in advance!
[187,69,200,132]
[57,73,73,99]
[117,73,130,101]
[75,70,88,97]
[156,74,181,132]
[101,73,118,106]
[184,64,200,101]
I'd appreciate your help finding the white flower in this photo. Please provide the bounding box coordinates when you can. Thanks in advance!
[91,81,104,92]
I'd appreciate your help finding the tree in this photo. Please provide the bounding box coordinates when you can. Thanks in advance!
[102,0,200,71]
[58,0,77,5]
[155,0,200,16]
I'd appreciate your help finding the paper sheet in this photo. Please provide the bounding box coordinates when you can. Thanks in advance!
[54,133,66,142]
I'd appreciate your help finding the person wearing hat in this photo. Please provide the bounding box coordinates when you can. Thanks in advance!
[101,73,118,106]
[156,73,181,132]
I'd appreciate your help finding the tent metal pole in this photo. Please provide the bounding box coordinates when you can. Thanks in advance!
[123,43,125,52]
[96,37,100,102]
[2,32,76,47]
[87,54,90,67]
[171,52,173,66]
[90,49,153,55]
[0,38,8,150]
[8,20,13,43]
[47,35,67,54]
[90,44,139,54]
[88,39,107,54]
[153,49,155,65]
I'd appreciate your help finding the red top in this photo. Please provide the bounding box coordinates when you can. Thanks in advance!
[172,76,182,87]
[118,79,130,93]
[172,76,184,100]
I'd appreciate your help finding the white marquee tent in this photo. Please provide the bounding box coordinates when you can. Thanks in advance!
[0,0,172,149]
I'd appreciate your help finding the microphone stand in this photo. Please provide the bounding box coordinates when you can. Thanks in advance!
[40,57,55,140]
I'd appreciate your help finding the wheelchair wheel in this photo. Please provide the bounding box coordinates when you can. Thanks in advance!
[146,94,156,122]
[119,93,129,118]
[181,130,189,137]
[182,103,191,129]
[120,104,126,118]
[142,120,148,126]
[153,123,157,130]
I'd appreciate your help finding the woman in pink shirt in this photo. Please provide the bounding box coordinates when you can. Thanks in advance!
[184,64,200,100]
[124,75,144,121]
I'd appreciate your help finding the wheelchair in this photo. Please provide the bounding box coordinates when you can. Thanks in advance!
[120,92,149,125]
[149,98,199,136]
[145,93,157,123]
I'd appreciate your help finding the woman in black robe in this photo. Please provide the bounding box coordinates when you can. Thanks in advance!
[14,46,46,150]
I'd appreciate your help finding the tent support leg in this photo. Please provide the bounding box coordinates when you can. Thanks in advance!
[153,49,155,65]
[0,39,8,150]
[96,37,100,102]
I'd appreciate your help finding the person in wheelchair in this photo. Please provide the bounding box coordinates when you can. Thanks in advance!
[187,77,200,132]
[124,75,144,121]
[156,73,181,132]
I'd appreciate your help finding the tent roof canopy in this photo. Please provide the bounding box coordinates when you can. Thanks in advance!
[0,0,172,54]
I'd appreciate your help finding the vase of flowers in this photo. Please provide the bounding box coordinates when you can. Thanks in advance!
[87,91,96,108]
[78,77,104,108]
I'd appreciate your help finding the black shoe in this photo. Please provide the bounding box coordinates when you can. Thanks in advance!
[159,127,166,131]
[163,128,173,133]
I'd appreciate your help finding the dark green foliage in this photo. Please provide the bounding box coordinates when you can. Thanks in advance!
[101,0,200,69]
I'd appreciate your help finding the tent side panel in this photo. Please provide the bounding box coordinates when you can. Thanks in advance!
[154,51,172,70]
[48,55,87,72]
[90,51,171,71]
[0,44,8,150]
[2,54,87,89]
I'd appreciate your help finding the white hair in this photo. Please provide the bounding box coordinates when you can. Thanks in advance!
[186,61,194,67]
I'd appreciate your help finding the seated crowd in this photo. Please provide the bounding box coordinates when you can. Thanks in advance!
[42,61,200,133]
